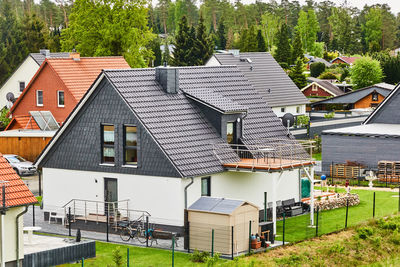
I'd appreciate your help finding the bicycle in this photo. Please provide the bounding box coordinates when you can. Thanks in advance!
[119,221,157,246]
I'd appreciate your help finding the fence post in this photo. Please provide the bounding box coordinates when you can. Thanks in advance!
[172,235,175,267]
[187,222,190,253]
[127,247,129,267]
[211,229,214,257]
[398,186,400,212]
[68,207,71,237]
[106,210,109,242]
[231,226,234,260]
[345,198,349,229]
[32,204,35,227]
[146,216,149,247]
[316,206,319,237]
[248,220,252,254]
[81,257,84,267]
[373,192,376,218]
[282,212,285,246]
[264,192,267,222]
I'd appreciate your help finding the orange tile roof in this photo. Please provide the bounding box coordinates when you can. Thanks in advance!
[5,115,40,131]
[339,56,360,64]
[0,153,37,208]
[47,57,130,101]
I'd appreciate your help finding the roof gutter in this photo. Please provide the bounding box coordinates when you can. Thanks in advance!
[16,205,29,267]
[184,177,194,209]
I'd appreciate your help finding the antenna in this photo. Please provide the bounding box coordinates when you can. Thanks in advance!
[6,92,15,103]
[281,113,294,136]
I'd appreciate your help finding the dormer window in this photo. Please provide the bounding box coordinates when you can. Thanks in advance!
[227,121,236,144]
[372,92,379,101]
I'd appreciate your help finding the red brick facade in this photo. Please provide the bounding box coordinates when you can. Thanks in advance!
[302,83,335,97]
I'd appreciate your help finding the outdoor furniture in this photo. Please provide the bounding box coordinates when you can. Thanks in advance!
[152,230,178,247]
[276,200,284,217]
[48,207,66,225]
[24,226,42,244]
[282,198,303,217]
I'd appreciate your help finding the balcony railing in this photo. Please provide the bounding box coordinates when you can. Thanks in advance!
[213,138,315,171]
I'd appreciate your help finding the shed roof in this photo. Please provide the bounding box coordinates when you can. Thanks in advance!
[0,153,37,208]
[188,197,256,215]
[302,80,344,96]
[322,123,400,138]
[211,52,309,107]
[5,115,40,130]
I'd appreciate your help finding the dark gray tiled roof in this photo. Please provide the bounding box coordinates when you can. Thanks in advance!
[307,57,332,67]
[212,52,309,107]
[104,66,292,177]
[183,88,247,113]
[30,52,70,65]
[315,80,344,96]
[188,197,245,214]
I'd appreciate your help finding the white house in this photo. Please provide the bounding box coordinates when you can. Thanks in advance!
[206,51,309,118]
[0,50,70,109]
[35,66,315,235]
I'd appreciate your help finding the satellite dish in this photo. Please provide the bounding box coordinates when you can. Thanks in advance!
[6,92,15,103]
[282,113,294,128]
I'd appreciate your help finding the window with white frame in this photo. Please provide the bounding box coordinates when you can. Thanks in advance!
[57,91,65,107]
[36,90,43,106]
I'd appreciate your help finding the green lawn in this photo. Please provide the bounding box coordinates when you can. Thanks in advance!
[312,152,321,161]
[275,188,400,243]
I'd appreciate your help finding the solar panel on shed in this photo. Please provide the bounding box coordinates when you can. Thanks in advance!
[188,197,244,215]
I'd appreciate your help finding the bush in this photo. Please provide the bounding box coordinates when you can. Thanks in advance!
[112,247,124,267]
[324,112,335,119]
[190,250,209,263]
[329,243,345,254]
[390,230,400,245]
[279,62,289,70]
[318,72,338,80]
[206,253,220,266]
[356,227,374,240]
[0,108,11,130]
[296,115,309,127]
[310,62,326,77]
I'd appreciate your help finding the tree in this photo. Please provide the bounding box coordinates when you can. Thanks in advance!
[239,28,249,52]
[310,62,325,78]
[162,39,170,65]
[291,30,303,65]
[329,7,360,54]
[261,11,281,51]
[246,25,258,52]
[151,38,162,67]
[350,57,383,89]
[256,29,266,52]
[295,9,319,52]
[289,57,307,88]
[192,14,214,65]
[274,23,291,65]
[22,13,47,53]
[363,7,382,52]
[372,52,400,85]
[61,0,153,68]
[172,16,193,66]
[216,17,226,50]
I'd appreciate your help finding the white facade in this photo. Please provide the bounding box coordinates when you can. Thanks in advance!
[272,105,306,118]
[0,56,39,109]
[43,167,302,227]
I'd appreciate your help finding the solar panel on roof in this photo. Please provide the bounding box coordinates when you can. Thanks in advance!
[29,111,60,131]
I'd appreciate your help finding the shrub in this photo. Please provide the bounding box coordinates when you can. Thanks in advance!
[310,62,326,77]
[206,253,220,266]
[296,115,309,127]
[279,62,289,70]
[324,112,335,119]
[329,243,345,254]
[390,230,400,245]
[319,72,338,80]
[356,227,374,240]
[190,250,209,263]
[112,247,124,267]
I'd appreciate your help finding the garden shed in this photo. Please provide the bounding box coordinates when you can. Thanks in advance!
[188,197,259,255]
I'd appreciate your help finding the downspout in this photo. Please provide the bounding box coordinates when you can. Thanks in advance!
[184,177,194,209]
[1,213,4,267]
[241,111,248,138]
[15,206,29,267]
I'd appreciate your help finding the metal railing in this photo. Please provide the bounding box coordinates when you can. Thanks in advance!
[213,139,315,171]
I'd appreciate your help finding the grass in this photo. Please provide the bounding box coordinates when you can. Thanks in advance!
[275,188,399,243]
[312,152,321,161]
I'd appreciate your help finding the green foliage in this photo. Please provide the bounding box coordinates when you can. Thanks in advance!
[324,112,335,119]
[162,39,170,65]
[150,38,162,67]
[363,7,382,52]
[296,115,309,127]
[216,17,226,50]
[329,243,345,254]
[319,72,338,80]
[309,42,324,58]
[275,253,307,267]
[256,29,266,52]
[0,108,10,129]
[356,227,374,240]
[274,23,291,65]
[172,16,192,66]
[310,62,326,78]
[112,246,124,267]
[61,0,154,68]
[351,57,383,89]
[372,52,400,84]
[289,57,307,88]
[261,11,281,51]
[22,13,47,53]
[192,14,214,65]
[190,250,209,263]
[295,9,320,52]
[206,253,220,266]
[291,31,303,65]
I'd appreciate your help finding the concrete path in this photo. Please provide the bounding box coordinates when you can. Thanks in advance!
[22,174,39,195]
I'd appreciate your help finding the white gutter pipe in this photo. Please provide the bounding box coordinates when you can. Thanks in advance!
[15,206,29,267]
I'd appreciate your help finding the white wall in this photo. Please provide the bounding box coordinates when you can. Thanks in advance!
[42,168,184,226]
[273,104,307,118]
[0,206,25,264]
[0,56,39,109]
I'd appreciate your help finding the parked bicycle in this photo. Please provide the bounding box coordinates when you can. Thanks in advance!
[119,221,157,246]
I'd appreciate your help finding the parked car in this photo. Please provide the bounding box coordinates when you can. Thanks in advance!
[3,154,37,176]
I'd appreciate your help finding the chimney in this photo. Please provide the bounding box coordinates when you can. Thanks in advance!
[155,66,179,94]
[40,49,50,58]
[228,49,240,57]
[69,51,80,61]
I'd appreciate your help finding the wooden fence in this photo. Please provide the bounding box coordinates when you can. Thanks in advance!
[0,136,51,162]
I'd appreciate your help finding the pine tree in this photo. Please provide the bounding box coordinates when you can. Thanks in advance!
[291,30,304,65]
[152,38,162,67]
[193,14,214,65]
[23,13,48,53]
[247,25,258,52]
[162,39,170,65]
[216,17,226,50]
[226,28,234,49]
[239,28,249,52]
[274,23,291,66]
[256,29,266,52]
[289,57,307,88]
[172,16,193,66]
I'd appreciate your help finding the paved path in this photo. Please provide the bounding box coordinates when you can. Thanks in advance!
[337,185,400,192]
[22,174,39,195]
[23,206,185,251]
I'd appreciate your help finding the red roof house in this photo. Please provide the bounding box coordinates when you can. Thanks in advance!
[8,53,130,128]
[331,56,360,65]
[301,80,344,98]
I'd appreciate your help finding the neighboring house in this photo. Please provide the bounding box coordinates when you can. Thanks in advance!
[35,66,314,234]
[330,56,360,66]
[311,83,395,111]
[0,153,37,266]
[301,80,344,98]
[321,83,400,172]
[0,50,70,109]
[305,56,332,69]
[206,52,309,118]
[8,53,130,127]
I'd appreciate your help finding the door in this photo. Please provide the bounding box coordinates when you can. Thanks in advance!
[104,178,118,215]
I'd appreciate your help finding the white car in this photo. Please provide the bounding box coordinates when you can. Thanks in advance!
[4,154,37,176]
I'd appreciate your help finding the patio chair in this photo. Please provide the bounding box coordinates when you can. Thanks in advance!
[47,206,66,225]
[282,198,303,217]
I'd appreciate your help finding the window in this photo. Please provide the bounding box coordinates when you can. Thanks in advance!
[101,125,115,163]
[201,177,211,196]
[36,90,43,106]
[19,81,25,92]
[312,84,318,91]
[296,106,301,114]
[372,92,379,101]
[226,122,236,144]
[281,107,286,113]
[124,126,138,165]
[58,91,65,107]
